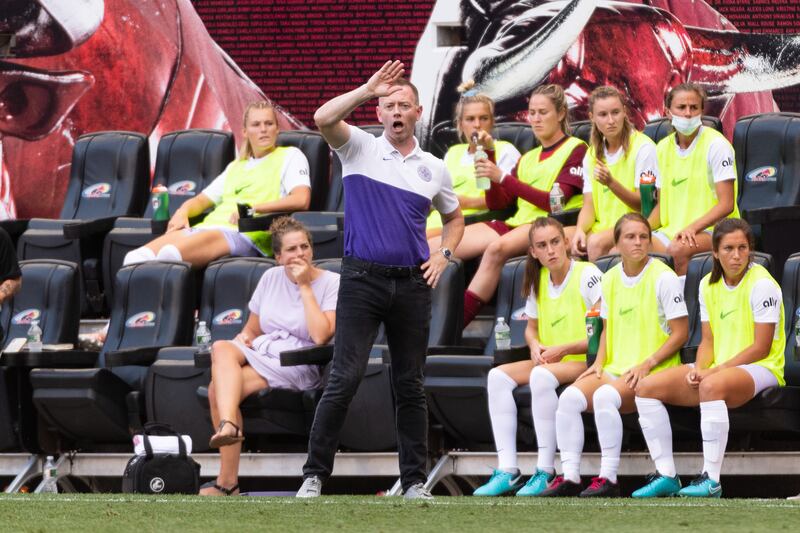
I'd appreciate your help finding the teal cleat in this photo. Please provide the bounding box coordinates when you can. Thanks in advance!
[473,469,524,496]
[678,472,722,498]
[516,469,555,496]
[632,472,682,498]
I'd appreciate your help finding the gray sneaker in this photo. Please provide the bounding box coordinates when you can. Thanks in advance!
[404,482,433,501]
[296,476,322,498]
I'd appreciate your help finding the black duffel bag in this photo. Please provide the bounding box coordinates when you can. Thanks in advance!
[122,422,200,494]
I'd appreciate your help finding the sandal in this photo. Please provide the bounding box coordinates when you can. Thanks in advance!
[199,480,239,496]
[208,419,245,448]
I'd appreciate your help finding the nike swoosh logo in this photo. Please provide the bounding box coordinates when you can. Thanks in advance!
[720,309,736,320]
[382,156,393,161]
[709,484,722,495]
[550,315,566,328]
[619,307,634,316]
[671,177,688,187]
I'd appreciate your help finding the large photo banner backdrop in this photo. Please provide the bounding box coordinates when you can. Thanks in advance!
[2,0,800,218]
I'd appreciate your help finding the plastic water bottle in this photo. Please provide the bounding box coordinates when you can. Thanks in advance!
[473,133,491,191]
[41,456,58,493]
[27,320,43,352]
[549,183,564,214]
[494,317,511,350]
[151,184,169,222]
[639,172,657,218]
[196,321,211,352]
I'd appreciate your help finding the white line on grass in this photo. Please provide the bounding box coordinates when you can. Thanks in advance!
[0,496,797,508]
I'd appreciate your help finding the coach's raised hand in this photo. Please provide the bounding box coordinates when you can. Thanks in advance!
[364,60,405,99]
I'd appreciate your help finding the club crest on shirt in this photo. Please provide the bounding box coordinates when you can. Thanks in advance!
[417,165,433,182]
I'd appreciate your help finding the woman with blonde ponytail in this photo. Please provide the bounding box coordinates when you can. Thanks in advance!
[426,81,521,238]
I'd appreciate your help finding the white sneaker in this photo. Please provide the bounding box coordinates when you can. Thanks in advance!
[788,493,800,500]
[404,482,433,501]
[296,476,322,498]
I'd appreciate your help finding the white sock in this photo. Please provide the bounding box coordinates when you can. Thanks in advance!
[123,246,156,265]
[487,367,519,472]
[700,400,729,482]
[593,385,622,483]
[635,396,676,478]
[530,366,559,473]
[556,386,587,483]
[678,275,686,294]
[156,244,183,262]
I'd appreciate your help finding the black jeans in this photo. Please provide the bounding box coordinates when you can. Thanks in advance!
[303,256,432,490]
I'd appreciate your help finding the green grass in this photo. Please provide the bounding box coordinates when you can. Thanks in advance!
[1,495,799,532]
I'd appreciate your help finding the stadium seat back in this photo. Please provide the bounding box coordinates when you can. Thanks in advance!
[102,261,195,385]
[734,113,800,216]
[294,212,344,259]
[643,115,722,144]
[430,259,465,346]
[780,253,800,386]
[570,120,592,143]
[277,131,330,211]
[0,260,80,349]
[492,257,530,354]
[60,131,150,220]
[149,129,235,217]
[200,257,276,344]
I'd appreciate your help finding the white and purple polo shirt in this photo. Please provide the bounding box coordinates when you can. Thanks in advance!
[335,125,459,266]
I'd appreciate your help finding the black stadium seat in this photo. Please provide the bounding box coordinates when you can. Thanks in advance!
[15,132,150,315]
[103,129,236,309]
[30,261,195,448]
[643,115,723,143]
[570,120,592,143]
[735,113,800,276]
[424,257,527,450]
[0,260,81,451]
[277,130,331,211]
[145,257,275,452]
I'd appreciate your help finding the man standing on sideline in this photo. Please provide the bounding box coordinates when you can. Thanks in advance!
[297,60,464,500]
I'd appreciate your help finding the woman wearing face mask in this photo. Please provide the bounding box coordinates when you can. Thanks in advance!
[426,81,521,239]
[649,83,739,279]
[572,86,660,261]
[632,218,784,498]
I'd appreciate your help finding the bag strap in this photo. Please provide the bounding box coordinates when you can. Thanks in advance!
[141,422,187,458]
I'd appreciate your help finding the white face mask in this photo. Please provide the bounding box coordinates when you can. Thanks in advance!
[671,115,702,136]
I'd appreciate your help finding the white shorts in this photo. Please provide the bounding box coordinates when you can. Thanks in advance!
[688,363,778,397]
[652,229,712,247]
[186,227,261,257]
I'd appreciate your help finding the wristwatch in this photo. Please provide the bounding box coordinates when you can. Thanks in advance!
[439,247,452,260]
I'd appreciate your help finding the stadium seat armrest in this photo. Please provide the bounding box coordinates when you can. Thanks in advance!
[0,219,30,243]
[493,345,531,366]
[194,350,211,368]
[150,219,168,235]
[280,344,334,366]
[426,345,485,356]
[680,345,698,364]
[105,346,165,367]
[550,208,580,226]
[63,216,118,240]
[742,206,800,225]
[237,211,292,233]
[463,206,517,225]
[0,349,98,368]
